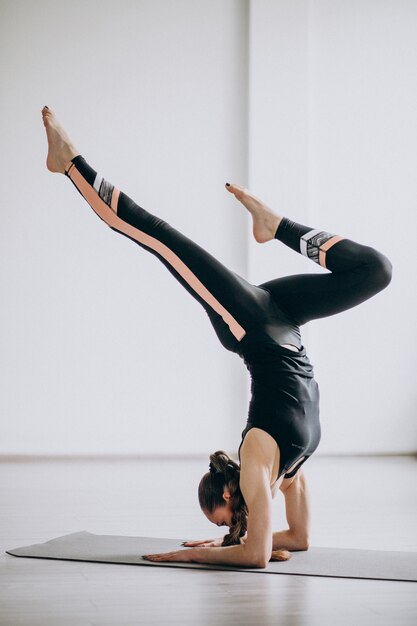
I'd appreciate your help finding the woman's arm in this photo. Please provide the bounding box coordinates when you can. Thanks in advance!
[237,472,310,551]
[144,462,274,568]
[212,470,311,553]
[190,542,262,567]
[193,462,274,568]
[273,469,310,551]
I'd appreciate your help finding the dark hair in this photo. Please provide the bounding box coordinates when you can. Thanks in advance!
[198,450,248,546]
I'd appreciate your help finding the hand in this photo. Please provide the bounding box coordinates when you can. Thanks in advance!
[181,537,224,548]
[142,549,194,563]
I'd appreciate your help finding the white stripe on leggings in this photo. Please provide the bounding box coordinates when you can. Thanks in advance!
[93,174,103,194]
[300,229,321,256]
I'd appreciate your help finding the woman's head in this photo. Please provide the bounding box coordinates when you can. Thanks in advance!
[198,450,248,546]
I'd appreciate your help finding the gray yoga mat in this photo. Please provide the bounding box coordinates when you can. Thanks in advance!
[6,531,417,582]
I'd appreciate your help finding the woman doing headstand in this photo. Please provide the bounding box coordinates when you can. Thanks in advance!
[41,106,392,568]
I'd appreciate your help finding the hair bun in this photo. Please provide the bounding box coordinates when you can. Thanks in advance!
[209,461,217,474]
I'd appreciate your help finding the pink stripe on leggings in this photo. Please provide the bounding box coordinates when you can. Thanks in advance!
[66,164,247,341]
[319,235,344,268]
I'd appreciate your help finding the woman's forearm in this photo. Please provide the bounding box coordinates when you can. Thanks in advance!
[272,529,308,551]
[240,530,307,551]
[191,543,264,568]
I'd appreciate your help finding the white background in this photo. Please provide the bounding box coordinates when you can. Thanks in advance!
[0,0,415,456]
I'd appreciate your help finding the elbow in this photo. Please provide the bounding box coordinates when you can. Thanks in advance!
[253,551,271,568]
[297,538,310,551]
[246,550,269,569]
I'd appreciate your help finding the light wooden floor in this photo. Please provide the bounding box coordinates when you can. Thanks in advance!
[1,455,416,625]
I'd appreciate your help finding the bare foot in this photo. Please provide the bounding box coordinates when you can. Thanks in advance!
[41,106,80,174]
[225,182,283,243]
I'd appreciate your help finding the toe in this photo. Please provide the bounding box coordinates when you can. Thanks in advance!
[42,106,53,118]
[225,182,247,200]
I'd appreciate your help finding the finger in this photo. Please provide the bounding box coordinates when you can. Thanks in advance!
[142,552,171,560]
[142,554,159,560]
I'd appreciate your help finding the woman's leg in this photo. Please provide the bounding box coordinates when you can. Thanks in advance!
[41,108,273,352]
[64,154,274,349]
[224,182,392,326]
[258,217,393,326]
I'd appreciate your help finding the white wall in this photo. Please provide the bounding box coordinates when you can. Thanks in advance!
[1,0,415,457]
[0,0,250,455]
[249,0,417,454]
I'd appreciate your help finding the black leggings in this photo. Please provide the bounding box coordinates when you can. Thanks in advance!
[64,155,393,353]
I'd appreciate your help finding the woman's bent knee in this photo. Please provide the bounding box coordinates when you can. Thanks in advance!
[367,249,393,290]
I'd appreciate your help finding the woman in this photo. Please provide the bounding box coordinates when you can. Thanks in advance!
[41,106,392,568]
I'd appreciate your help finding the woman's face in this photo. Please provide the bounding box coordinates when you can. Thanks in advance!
[203,491,234,528]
